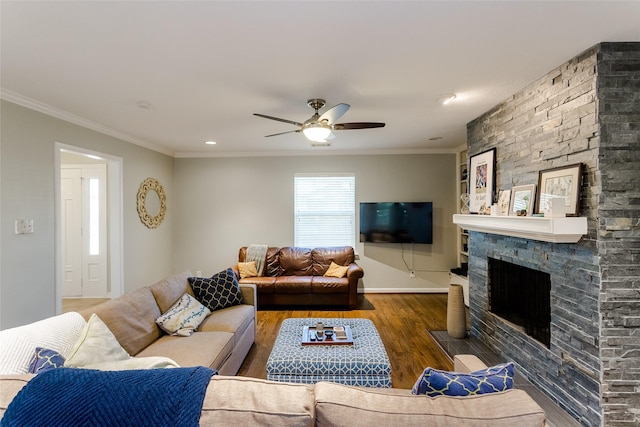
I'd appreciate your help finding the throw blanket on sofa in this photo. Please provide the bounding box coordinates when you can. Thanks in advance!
[247,244,268,276]
[1,367,215,427]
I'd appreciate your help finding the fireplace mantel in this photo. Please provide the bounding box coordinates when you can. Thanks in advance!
[453,214,587,243]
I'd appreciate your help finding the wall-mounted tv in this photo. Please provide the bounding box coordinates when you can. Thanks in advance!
[359,202,433,244]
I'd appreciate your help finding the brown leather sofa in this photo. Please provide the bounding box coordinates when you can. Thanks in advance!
[231,246,363,309]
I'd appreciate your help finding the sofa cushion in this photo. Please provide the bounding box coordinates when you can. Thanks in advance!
[311,246,355,276]
[81,287,163,356]
[200,376,315,427]
[310,276,349,293]
[65,314,130,367]
[156,293,211,336]
[411,363,514,397]
[149,270,194,314]
[237,261,258,279]
[274,276,313,294]
[238,276,276,294]
[279,247,313,276]
[28,348,65,374]
[189,269,243,312]
[199,304,255,348]
[314,382,546,427]
[0,312,86,375]
[135,332,234,371]
[323,261,349,278]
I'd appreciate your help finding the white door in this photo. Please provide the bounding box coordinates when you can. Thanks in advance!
[61,168,83,296]
[61,164,108,297]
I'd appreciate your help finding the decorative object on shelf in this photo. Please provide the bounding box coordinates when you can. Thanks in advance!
[461,167,468,181]
[468,148,496,214]
[447,284,466,339]
[508,184,536,216]
[536,163,582,216]
[460,193,470,214]
[497,190,511,216]
[136,177,167,229]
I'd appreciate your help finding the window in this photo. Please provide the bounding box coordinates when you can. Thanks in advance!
[294,174,355,248]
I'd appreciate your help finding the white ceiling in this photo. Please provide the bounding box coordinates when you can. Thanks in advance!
[2,1,639,157]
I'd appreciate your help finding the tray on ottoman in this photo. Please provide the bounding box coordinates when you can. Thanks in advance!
[267,318,392,388]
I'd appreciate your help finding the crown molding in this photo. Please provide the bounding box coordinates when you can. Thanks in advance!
[0,89,175,157]
[174,147,459,158]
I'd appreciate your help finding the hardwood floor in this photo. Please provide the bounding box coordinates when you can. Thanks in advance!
[236,293,455,390]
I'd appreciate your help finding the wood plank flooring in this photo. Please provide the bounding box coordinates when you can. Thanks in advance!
[237,293,454,390]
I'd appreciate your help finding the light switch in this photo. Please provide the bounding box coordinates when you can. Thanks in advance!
[15,219,34,234]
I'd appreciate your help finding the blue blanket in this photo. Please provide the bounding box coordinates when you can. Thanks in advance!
[1,367,215,427]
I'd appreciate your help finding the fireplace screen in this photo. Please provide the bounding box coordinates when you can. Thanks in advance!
[488,258,551,348]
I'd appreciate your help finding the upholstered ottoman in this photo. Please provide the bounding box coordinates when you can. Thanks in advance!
[267,318,392,387]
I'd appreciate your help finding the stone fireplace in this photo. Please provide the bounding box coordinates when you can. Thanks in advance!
[465,42,640,426]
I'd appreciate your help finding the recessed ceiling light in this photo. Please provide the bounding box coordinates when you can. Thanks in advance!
[137,101,151,109]
[205,140,217,145]
[438,94,457,105]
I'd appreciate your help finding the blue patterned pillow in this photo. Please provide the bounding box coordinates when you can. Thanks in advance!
[28,347,65,374]
[189,268,243,312]
[411,362,514,396]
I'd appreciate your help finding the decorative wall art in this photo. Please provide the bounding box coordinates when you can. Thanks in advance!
[468,148,496,214]
[536,164,582,216]
[497,190,511,216]
[137,177,167,229]
[509,184,536,216]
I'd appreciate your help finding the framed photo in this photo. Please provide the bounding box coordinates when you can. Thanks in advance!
[468,148,496,214]
[509,185,536,216]
[536,163,582,216]
[497,190,511,216]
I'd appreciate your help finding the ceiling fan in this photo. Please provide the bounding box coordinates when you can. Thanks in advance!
[254,99,385,143]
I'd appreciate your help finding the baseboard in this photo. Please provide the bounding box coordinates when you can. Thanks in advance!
[358,287,448,294]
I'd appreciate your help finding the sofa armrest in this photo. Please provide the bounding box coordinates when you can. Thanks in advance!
[454,354,488,373]
[239,283,257,307]
[346,263,364,280]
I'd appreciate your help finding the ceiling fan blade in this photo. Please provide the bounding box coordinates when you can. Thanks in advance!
[264,130,301,137]
[318,103,350,124]
[334,122,386,130]
[253,113,303,127]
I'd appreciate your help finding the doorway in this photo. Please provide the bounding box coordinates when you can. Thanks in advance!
[55,143,123,313]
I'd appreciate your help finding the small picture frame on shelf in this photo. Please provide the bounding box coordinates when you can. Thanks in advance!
[509,184,536,216]
[497,190,511,216]
[468,148,496,214]
[536,163,582,216]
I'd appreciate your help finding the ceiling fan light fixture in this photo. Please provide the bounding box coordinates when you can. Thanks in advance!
[302,123,332,142]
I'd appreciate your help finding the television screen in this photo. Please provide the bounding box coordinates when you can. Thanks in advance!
[359,202,433,244]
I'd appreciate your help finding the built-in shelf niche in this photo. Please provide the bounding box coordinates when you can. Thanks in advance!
[452,214,587,243]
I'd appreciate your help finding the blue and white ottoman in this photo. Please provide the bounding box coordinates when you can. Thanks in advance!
[266,318,392,388]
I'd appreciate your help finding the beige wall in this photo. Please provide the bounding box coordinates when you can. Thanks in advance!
[173,154,458,291]
[0,100,175,329]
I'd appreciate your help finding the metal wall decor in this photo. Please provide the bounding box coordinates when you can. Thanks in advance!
[137,177,167,228]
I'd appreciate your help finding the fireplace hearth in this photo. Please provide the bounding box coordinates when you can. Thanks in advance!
[488,258,551,348]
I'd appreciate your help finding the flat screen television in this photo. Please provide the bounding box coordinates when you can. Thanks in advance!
[359,202,433,244]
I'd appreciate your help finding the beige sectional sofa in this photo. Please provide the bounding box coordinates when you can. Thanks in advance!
[1,355,548,426]
[75,270,257,376]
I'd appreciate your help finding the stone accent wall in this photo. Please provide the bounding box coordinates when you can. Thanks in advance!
[466,42,640,426]
[596,42,640,426]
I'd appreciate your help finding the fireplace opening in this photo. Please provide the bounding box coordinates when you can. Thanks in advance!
[488,258,551,348]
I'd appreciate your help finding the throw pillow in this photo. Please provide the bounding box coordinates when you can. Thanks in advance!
[189,268,243,312]
[64,314,130,368]
[324,261,349,278]
[28,348,65,374]
[156,293,211,336]
[411,362,514,396]
[238,261,258,279]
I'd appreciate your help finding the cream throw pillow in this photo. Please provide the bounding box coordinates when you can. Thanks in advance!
[155,293,211,336]
[324,262,349,278]
[238,261,258,279]
[64,314,130,367]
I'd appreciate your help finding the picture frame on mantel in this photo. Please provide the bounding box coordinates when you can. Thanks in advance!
[536,163,582,216]
[468,148,496,214]
[509,184,536,216]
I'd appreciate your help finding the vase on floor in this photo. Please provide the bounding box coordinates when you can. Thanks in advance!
[447,284,466,339]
